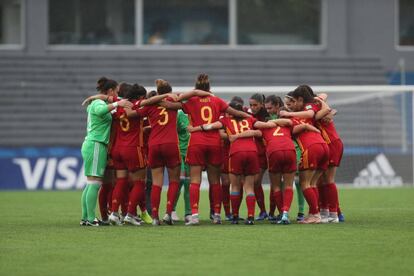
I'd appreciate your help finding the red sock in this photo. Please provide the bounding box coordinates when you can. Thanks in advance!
[327,183,339,212]
[166,181,180,214]
[282,187,293,212]
[209,186,213,212]
[312,187,319,213]
[106,185,113,211]
[98,183,111,220]
[318,186,326,209]
[230,193,241,217]
[246,194,256,218]
[269,191,276,216]
[127,180,145,216]
[211,183,222,214]
[303,187,319,215]
[137,181,147,212]
[254,185,266,213]
[189,183,200,215]
[221,185,231,216]
[274,190,283,214]
[111,178,128,213]
[150,185,162,219]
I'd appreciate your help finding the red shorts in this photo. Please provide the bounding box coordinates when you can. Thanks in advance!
[186,144,222,167]
[112,146,146,171]
[300,143,329,171]
[268,150,297,174]
[258,153,268,170]
[229,151,260,175]
[328,139,344,167]
[148,143,181,169]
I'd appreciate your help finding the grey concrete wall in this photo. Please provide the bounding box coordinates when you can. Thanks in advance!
[2,0,413,72]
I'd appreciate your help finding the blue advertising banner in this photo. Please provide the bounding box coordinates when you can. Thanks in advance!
[0,147,86,190]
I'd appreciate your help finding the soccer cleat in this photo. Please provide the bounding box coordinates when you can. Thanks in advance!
[185,214,200,226]
[338,213,345,222]
[124,214,142,226]
[163,214,174,225]
[212,214,222,225]
[245,216,255,225]
[320,216,329,224]
[99,219,110,226]
[225,214,233,221]
[328,212,339,223]
[80,219,87,226]
[184,214,192,224]
[278,212,290,225]
[270,214,282,224]
[209,210,214,221]
[296,212,305,222]
[231,216,239,224]
[171,211,180,222]
[255,211,268,221]
[86,218,100,227]
[152,218,161,226]
[268,215,278,221]
[140,211,153,224]
[299,214,321,224]
[109,212,123,226]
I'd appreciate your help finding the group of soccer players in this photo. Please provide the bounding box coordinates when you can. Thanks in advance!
[80,74,344,226]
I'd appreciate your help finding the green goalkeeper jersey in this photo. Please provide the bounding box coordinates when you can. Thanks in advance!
[84,99,112,145]
[177,110,190,155]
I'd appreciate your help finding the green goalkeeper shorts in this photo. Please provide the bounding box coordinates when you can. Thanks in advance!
[81,140,108,178]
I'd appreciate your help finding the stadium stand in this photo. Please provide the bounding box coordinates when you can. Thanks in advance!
[0,52,386,146]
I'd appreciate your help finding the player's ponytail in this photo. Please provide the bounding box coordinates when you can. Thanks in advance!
[229,100,244,120]
[195,73,210,92]
[155,79,172,95]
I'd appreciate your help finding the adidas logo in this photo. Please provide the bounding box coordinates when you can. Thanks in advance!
[353,153,403,187]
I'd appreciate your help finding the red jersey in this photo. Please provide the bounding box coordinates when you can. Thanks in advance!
[113,100,145,147]
[252,108,269,156]
[261,124,295,155]
[219,117,257,156]
[182,95,229,146]
[316,120,341,144]
[136,98,178,147]
[292,117,326,151]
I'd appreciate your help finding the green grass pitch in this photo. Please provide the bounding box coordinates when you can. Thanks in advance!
[1,188,413,276]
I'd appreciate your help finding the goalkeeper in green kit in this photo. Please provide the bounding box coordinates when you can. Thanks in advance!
[166,109,192,223]
[80,77,130,226]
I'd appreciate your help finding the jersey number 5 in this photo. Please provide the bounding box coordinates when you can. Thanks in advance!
[158,107,169,125]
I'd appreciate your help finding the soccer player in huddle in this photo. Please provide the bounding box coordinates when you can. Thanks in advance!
[80,78,131,226]
[280,85,330,224]
[249,94,270,221]
[188,101,261,225]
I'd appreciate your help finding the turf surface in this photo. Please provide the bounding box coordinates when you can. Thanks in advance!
[1,188,413,276]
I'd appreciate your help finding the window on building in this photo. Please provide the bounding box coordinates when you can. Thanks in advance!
[49,0,135,45]
[237,0,321,45]
[0,0,22,45]
[399,0,414,46]
[143,0,228,45]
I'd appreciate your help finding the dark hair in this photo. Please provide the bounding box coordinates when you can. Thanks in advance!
[147,90,157,99]
[250,93,265,104]
[96,77,118,94]
[126,84,147,100]
[291,85,314,103]
[118,82,132,98]
[195,73,210,91]
[231,96,244,106]
[229,101,244,120]
[155,79,172,95]
[265,95,284,107]
[96,77,108,91]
